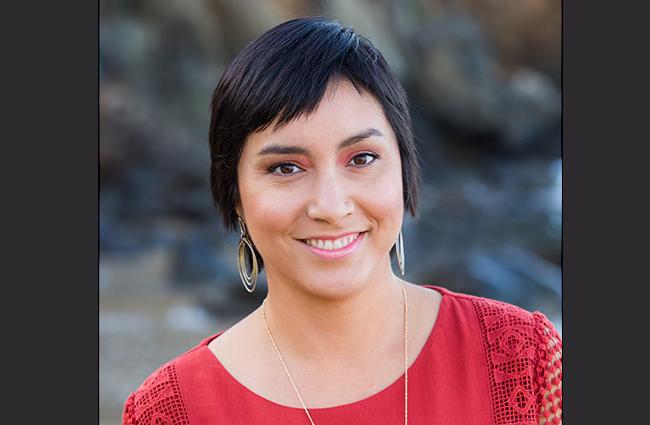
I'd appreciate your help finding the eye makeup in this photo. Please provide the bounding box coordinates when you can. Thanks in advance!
[267,152,380,176]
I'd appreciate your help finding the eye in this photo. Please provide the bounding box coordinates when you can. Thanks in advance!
[268,163,303,176]
[348,152,379,168]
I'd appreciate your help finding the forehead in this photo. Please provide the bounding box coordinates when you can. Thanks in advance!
[243,79,394,151]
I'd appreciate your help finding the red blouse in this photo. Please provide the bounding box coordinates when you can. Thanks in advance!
[122,285,562,424]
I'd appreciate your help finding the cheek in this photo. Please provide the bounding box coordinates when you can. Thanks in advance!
[354,163,405,230]
[238,180,304,246]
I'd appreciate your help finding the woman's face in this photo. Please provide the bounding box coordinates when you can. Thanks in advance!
[236,79,404,299]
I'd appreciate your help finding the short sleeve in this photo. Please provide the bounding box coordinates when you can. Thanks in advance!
[121,392,136,425]
[472,295,563,425]
[120,361,191,425]
[533,312,562,425]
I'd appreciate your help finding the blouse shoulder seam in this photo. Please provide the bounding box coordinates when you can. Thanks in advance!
[470,295,541,425]
[126,357,192,425]
[435,286,535,317]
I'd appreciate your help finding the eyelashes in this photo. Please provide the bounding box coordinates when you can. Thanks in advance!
[349,152,380,168]
[268,163,302,176]
[267,152,380,177]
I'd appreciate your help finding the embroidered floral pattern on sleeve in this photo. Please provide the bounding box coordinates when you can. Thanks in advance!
[122,361,190,425]
[533,312,562,425]
[473,299,562,425]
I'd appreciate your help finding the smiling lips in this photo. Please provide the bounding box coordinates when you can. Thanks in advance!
[299,231,366,259]
[303,232,361,250]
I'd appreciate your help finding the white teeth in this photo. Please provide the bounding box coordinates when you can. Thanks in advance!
[305,233,361,250]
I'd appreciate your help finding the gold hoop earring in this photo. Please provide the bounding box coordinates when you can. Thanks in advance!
[395,230,405,276]
[237,216,259,293]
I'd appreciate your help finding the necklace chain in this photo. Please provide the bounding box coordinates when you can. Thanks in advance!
[261,282,408,425]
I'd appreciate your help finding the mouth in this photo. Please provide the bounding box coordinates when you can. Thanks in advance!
[297,231,367,260]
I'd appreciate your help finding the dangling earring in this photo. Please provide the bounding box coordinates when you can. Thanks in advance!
[237,216,259,293]
[395,229,405,276]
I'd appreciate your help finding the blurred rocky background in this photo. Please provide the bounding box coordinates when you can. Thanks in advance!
[100,0,561,423]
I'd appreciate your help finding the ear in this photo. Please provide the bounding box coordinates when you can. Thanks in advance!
[235,201,243,220]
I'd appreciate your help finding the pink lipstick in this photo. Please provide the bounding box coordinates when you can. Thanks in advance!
[299,231,365,260]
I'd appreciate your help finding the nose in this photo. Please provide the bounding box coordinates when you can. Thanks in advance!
[306,169,354,225]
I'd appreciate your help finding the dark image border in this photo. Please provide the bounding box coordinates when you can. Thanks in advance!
[5,0,646,422]
[2,1,99,423]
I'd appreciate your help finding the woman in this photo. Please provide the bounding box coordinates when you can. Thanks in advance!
[122,17,561,425]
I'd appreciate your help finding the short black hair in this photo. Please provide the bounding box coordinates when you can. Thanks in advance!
[209,17,422,265]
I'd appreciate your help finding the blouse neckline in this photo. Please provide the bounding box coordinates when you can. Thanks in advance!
[199,284,448,412]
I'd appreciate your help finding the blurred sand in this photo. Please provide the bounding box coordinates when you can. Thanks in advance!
[99,248,237,425]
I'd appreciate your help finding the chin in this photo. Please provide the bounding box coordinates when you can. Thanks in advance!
[297,273,372,301]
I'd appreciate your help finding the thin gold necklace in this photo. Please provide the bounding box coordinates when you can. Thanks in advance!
[261,281,408,425]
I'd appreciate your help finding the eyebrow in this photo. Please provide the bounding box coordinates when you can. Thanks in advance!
[255,128,384,157]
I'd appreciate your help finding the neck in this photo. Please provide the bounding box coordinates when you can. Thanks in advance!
[260,259,406,366]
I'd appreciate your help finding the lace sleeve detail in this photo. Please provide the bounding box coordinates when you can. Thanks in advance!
[121,361,190,425]
[473,297,560,425]
[533,312,562,425]
[122,391,136,425]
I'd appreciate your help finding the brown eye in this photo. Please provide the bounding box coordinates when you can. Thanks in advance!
[349,153,378,167]
[280,164,294,174]
[269,163,302,176]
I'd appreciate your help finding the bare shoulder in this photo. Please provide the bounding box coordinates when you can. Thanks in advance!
[205,306,277,387]
[404,281,443,317]
[207,308,264,363]
[407,281,443,298]
[402,281,444,355]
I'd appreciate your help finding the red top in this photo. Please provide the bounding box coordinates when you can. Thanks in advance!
[122,285,562,424]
